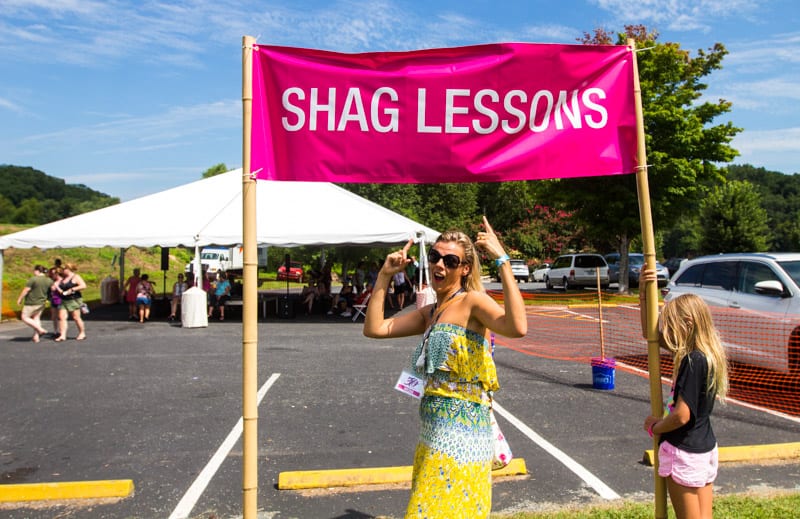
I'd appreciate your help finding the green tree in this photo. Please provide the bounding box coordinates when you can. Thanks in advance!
[202,163,229,178]
[727,164,800,251]
[699,180,770,252]
[550,25,741,292]
[12,198,45,224]
[0,194,15,222]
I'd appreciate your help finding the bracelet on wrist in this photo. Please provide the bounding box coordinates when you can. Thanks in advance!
[495,254,510,268]
[648,422,655,438]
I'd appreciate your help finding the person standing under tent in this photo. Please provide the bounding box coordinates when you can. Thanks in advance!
[364,216,527,518]
[123,268,141,321]
[640,268,728,519]
[169,273,188,321]
[208,271,231,321]
[136,274,155,323]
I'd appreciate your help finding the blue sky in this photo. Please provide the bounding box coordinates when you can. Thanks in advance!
[1,0,798,201]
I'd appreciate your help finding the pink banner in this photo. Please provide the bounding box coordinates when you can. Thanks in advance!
[251,43,637,183]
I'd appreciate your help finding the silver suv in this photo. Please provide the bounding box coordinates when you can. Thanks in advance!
[546,253,609,290]
[664,252,800,374]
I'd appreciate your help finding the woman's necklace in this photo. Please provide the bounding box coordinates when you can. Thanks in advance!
[431,288,464,321]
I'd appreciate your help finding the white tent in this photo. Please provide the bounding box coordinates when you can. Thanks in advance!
[0,169,439,249]
[0,169,439,308]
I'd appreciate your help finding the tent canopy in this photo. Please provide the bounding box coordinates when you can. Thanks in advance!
[0,169,439,250]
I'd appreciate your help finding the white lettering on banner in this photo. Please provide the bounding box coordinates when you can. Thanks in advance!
[280,86,610,134]
[445,89,471,134]
[281,87,305,131]
[582,88,608,129]
[310,87,336,131]
[417,88,440,133]
[502,90,526,133]
[282,87,400,132]
[474,89,500,134]
[372,87,399,132]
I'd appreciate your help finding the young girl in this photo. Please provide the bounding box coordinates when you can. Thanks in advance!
[640,268,728,519]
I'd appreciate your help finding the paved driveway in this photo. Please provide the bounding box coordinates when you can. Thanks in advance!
[0,304,798,518]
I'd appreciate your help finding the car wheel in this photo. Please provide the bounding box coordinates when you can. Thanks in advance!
[789,328,800,375]
[545,276,552,290]
[562,278,569,291]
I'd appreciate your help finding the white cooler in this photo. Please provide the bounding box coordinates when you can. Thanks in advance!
[181,287,208,328]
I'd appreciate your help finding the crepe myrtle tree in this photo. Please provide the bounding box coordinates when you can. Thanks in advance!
[544,25,741,293]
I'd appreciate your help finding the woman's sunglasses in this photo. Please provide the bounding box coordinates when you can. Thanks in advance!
[428,249,464,269]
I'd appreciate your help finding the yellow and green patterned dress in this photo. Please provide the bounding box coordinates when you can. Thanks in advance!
[405,322,499,518]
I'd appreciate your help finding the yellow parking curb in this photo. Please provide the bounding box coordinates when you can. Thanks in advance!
[278,458,527,490]
[643,442,800,466]
[0,479,134,503]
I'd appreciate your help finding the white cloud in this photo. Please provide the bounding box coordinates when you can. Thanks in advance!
[735,127,800,153]
[0,96,23,113]
[590,0,763,32]
[12,99,239,154]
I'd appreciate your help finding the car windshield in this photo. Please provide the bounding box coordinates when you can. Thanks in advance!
[777,260,800,288]
[628,255,644,266]
[201,252,220,260]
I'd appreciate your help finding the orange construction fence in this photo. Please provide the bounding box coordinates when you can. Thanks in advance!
[489,289,800,418]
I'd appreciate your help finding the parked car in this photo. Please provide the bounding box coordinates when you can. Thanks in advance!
[507,259,531,283]
[277,261,304,282]
[545,253,609,290]
[663,252,800,374]
[605,253,669,286]
[531,263,551,282]
[663,257,686,277]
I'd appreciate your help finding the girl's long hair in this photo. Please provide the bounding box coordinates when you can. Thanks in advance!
[435,230,485,293]
[660,293,728,400]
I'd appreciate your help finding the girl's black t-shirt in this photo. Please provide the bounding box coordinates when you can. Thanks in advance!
[661,350,717,453]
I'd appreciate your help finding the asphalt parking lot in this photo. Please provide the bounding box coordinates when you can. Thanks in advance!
[0,299,798,519]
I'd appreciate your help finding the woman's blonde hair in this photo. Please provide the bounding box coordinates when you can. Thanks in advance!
[435,230,484,293]
[660,293,728,400]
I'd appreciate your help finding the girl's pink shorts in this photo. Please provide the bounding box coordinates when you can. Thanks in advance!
[658,441,718,487]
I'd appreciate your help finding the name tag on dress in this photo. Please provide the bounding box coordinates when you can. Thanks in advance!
[394,370,424,399]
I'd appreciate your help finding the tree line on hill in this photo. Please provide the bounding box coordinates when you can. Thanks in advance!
[0,165,119,224]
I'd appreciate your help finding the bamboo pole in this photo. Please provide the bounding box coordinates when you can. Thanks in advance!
[629,38,667,518]
[241,34,258,519]
[596,269,605,360]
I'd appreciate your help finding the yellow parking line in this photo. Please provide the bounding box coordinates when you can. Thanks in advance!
[278,458,527,490]
[0,479,134,503]
[643,442,800,466]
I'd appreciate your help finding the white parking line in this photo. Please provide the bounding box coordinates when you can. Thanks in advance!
[492,401,621,500]
[169,373,281,519]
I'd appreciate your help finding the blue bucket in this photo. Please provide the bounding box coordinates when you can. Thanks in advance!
[591,357,616,390]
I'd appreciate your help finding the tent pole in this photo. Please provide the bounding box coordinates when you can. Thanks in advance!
[629,38,667,519]
[119,249,126,303]
[241,34,258,519]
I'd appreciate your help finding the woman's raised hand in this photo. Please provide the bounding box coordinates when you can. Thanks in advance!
[381,239,413,275]
[474,216,505,259]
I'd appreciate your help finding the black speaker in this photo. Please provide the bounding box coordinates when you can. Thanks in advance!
[161,247,170,271]
[278,295,295,319]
